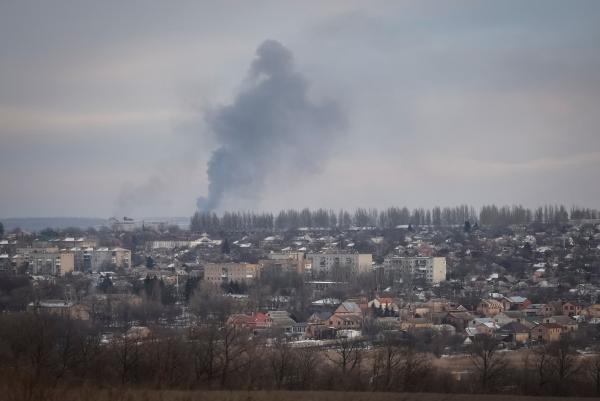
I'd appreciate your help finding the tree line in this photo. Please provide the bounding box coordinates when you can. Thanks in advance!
[190,205,599,232]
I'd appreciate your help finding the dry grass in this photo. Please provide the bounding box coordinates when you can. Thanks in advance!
[45,389,595,401]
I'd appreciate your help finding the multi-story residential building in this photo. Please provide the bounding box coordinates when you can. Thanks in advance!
[109,217,165,232]
[51,237,98,249]
[258,258,300,275]
[14,247,74,276]
[14,246,131,274]
[262,251,305,274]
[305,252,372,276]
[204,262,259,284]
[382,256,446,284]
[90,247,131,271]
[150,240,191,250]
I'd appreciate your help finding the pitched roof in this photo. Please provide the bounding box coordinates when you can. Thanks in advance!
[549,315,577,325]
[447,311,473,320]
[535,322,562,330]
[499,321,530,333]
[331,314,362,324]
[335,301,362,314]
[308,311,331,322]
[505,296,528,303]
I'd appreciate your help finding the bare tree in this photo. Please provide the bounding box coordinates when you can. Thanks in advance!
[112,334,140,386]
[469,335,508,391]
[268,338,295,389]
[585,353,600,396]
[146,333,186,389]
[533,345,552,391]
[325,336,363,390]
[189,324,219,387]
[294,346,321,389]
[399,343,430,392]
[548,337,580,395]
[371,334,403,390]
[217,325,251,389]
[0,314,58,401]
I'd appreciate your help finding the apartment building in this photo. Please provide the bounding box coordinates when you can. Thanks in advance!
[305,252,372,276]
[14,247,74,276]
[263,251,305,273]
[14,246,131,274]
[204,262,259,284]
[382,256,447,284]
[90,247,131,271]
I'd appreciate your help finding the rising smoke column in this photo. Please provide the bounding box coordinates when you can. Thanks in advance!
[197,39,344,211]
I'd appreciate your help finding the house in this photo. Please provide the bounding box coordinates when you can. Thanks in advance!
[400,317,433,331]
[497,321,530,344]
[267,311,296,334]
[305,311,335,339]
[477,299,504,317]
[469,318,500,335]
[520,316,543,330]
[227,312,272,331]
[562,302,584,317]
[543,315,578,332]
[28,300,90,320]
[523,303,553,317]
[375,316,402,331]
[291,322,308,339]
[334,301,363,316]
[227,313,254,328]
[368,297,400,314]
[126,326,151,340]
[530,323,562,342]
[424,298,450,313]
[433,324,456,336]
[445,310,474,331]
[474,322,499,335]
[493,312,517,327]
[501,296,531,311]
[583,304,600,319]
[329,313,362,330]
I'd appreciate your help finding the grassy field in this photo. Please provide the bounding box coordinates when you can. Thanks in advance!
[44,390,595,401]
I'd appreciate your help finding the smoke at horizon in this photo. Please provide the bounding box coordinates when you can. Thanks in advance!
[196,39,344,212]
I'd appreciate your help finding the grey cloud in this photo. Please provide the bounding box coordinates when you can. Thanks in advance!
[197,39,344,211]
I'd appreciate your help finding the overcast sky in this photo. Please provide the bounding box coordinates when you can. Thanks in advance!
[1,0,599,218]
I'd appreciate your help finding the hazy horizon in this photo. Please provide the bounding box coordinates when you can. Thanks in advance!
[2,1,600,218]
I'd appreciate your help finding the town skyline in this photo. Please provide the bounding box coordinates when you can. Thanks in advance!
[2,1,600,218]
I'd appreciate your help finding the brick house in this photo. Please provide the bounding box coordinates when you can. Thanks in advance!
[562,302,584,317]
[531,323,562,342]
[477,299,504,317]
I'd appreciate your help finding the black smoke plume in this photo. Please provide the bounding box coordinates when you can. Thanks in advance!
[197,39,344,211]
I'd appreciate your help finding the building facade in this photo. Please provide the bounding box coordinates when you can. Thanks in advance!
[305,252,372,276]
[14,246,130,274]
[382,256,446,284]
[90,247,131,271]
[14,247,74,276]
[204,262,259,284]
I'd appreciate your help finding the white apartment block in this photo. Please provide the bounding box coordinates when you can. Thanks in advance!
[150,240,191,250]
[383,256,446,284]
[305,252,372,275]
